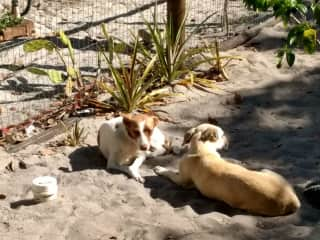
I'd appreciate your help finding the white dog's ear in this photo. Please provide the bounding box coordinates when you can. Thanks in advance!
[121,113,132,122]
[182,128,197,145]
[122,113,134,129]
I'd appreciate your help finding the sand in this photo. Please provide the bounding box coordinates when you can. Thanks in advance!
[0,21,320,240]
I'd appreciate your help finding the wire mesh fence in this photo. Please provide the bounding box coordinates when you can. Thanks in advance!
[0,0,271,128]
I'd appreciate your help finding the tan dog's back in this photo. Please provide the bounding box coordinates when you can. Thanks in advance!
[186,140,300,216]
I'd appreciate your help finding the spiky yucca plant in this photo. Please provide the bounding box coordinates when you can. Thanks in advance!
[99,25,172,113]
[141,6,218,86]
[62,120,87,146]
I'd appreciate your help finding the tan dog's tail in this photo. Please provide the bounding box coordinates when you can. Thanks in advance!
[284,189,301,214]
[261,169,301,214]
[289,195,301,213]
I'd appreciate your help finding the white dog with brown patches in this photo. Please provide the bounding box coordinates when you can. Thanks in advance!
[98,113,168,182]
[154,124,301,216]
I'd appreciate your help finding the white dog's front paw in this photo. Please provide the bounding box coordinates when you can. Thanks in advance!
[129,168,145,183]
[153,166,167,175]
[134,174,145,183]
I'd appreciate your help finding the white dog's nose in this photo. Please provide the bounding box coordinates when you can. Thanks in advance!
[140,144,148,151]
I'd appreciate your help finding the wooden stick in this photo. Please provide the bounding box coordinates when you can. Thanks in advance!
[220,18,280,51]
[6,118,79,153]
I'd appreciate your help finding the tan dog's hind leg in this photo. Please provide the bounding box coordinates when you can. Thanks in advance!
[153,166,194,189]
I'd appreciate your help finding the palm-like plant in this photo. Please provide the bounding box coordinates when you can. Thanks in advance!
[141,7,218,87]
[99,26,171,113]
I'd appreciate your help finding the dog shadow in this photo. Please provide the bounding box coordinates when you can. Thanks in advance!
[66,145,137,177]
[65,146,105,172]
[144,175,246,216]
[10,199,41,209]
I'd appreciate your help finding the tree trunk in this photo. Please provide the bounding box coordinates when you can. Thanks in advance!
[167,0,186,45]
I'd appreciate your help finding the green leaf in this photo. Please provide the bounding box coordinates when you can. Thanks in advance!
[303,28,317,54]
[59,30,75,64]
[67,66,77,78]
[59,30,71,46]
[312,3,320,25]
[296,3,308,14]
[27,67,48,76]
[101,23,109,39]
[65,77,73,96]
[23,40,56,53]
[288,35,296,46]
[276,48,285,68]
[286,51,295,67]
[47,70,63,83]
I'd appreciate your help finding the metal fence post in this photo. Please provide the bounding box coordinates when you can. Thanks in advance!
[167,0,186,44]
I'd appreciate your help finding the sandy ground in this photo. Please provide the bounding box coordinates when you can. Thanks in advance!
[0,22,320,240]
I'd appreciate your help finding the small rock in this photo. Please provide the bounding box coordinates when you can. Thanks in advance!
[172,146,182,155]
[18,160,28,169]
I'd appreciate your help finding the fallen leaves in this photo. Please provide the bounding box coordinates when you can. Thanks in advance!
[233,92,243,105]
[226,92,244,105]
[208,115,219,125]
[38,148,56,156]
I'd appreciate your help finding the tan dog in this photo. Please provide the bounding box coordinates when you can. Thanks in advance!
[154,124,300,216]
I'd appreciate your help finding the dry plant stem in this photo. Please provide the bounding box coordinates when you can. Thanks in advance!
[213,40,243,80]
[55,49,68,70]
[214,40,228,80]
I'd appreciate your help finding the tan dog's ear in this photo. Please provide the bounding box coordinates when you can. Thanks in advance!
[199,128,218,142]
[152,115,159,127]
[182,128,197,145]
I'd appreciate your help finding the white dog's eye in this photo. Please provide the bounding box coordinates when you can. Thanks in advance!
[133,130,140,136]
[143,128,151,136]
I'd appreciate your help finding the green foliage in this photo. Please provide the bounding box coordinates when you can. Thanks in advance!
[23,31,82,96]
[243,0,307,23]
[23,39,56,52]
[59,30,76,65]
[141,7,217,86]
[47,69,64,83]
[101,24,114,64]
[277,23,317,67]
[199,40,243,80]
[62,120,87,146]
[0,12,23,31]
[311,2,320,24]
[99,28,171,113]
[243,0,319,67]
[26,67,48,76]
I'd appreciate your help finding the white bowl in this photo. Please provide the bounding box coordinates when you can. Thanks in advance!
[31,176,58,202]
